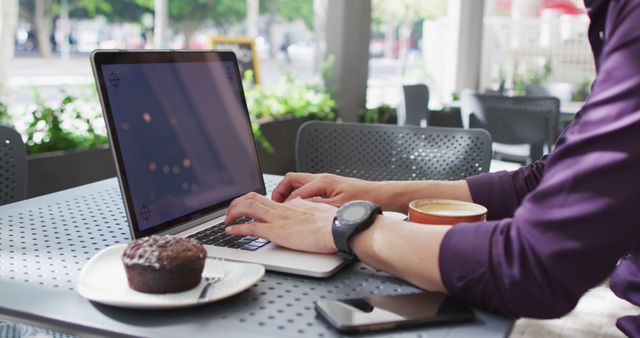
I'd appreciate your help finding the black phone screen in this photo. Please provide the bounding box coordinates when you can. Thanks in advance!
[315,292,475,333]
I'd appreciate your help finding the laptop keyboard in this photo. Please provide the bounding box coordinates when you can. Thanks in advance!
[187,217,270,251]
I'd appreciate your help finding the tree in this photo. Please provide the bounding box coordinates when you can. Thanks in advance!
[71,0,153,23]
[261,0,312,28]
[372,0,446,73]
[20,0,150,57]
[1,0,19,83]
[131,0,247,48]
[259,0,313,57]
[23,0,54,57]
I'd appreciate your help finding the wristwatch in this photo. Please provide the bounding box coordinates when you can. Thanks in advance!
[332,200,382,260]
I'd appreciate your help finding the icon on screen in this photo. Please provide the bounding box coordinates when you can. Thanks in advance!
[140,204,151,222]
[108,72,120,88]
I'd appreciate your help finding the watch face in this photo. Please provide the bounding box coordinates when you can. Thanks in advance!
[342,205,368,222]
[339,202,371,224]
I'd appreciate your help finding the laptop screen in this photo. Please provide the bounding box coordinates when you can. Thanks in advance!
[95,52,264,237]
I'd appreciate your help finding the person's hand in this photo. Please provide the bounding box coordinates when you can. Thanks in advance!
[224,192,337,254]
[271,172,380,207]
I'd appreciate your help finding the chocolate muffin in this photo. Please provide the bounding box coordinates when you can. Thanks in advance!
[122,235,207,294]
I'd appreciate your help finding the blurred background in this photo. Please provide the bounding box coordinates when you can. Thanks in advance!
[2,3,631,338]
[0,0,591,136]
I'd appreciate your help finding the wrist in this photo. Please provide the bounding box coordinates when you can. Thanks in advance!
[376,181,430,212]
[324,219,337,252]
[377,180,473,213]
[349,215,385,263]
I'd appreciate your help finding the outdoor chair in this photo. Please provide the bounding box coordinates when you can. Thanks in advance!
[461,92,560,164]
[296,121,492,181]
[397,84,430,126]
[429,107,464,128]
[525,83,550,97]
[0,125,27,205]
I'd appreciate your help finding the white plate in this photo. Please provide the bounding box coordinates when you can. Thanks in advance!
[77,244,265,309]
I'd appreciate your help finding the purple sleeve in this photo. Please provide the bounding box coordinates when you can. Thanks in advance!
[440,4,640,318]
[465,159,546,220]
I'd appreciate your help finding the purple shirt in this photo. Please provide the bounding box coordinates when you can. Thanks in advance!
[439,1,640,336]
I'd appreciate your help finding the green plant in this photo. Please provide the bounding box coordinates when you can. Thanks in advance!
[0,86,9,124]
[0,99,8,124]
[25,90,108,155]
[359,105,397,124]
[511,59,554,95]
[572,78,594,101]
[243,70,336,152]
[18,69,336,155]
[524,60,553,85]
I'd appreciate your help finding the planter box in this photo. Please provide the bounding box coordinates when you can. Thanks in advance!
[27,147,116,198]
[429,108,463,128]
[256,117,310,175]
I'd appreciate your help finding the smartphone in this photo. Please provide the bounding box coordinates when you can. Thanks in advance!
[315,292,475,333]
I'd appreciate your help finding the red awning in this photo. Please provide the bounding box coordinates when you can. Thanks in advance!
[494,0,585,16]
[543,0,584,15]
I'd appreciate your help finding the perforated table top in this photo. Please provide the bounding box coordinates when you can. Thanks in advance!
[0,175,512,338]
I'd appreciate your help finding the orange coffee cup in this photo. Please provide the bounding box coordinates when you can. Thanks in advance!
[408,199,487,225]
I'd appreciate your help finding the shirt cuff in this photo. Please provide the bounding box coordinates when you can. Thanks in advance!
[466,171,520,220]
[439,221,505,314]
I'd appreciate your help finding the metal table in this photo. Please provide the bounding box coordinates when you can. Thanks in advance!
[0,175,513,338]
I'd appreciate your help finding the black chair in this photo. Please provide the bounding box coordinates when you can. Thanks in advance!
[525,83,550,97]
[296,121,492,181]
[398,84,430,126]
[0,125,27,205]
[428,107,464,128]
[461,92,560,163]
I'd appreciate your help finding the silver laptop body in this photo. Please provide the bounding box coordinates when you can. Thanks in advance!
[91,50,345,277]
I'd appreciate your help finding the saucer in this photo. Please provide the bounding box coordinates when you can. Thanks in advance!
[77,244,265,309]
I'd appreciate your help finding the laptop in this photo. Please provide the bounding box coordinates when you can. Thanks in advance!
[91,50,346,277]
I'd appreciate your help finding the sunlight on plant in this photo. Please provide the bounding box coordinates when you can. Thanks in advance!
[25,88,108,155]
[2,71,337,156]
[243,69,336,152]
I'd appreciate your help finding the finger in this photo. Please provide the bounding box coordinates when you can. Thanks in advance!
[271,172,318,202]
[285,178,333,201]
[227,190,263,210]
[246,191,282,209]
[287,197,338,213]
[228,192,278,217]
[224,195,276,224]
[306,196,343,207]
[225,221,272,239]
[227,195,245,211]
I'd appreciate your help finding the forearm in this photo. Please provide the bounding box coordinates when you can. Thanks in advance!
[374,180,472,213]
[350,215,450,292]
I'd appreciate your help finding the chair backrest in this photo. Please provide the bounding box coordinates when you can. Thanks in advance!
[524,83,550,97]
[462,92,560,160]
[296,121,492,181]
[428,107,463,128]
[398,84,430,126]
[0,125,27,205]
